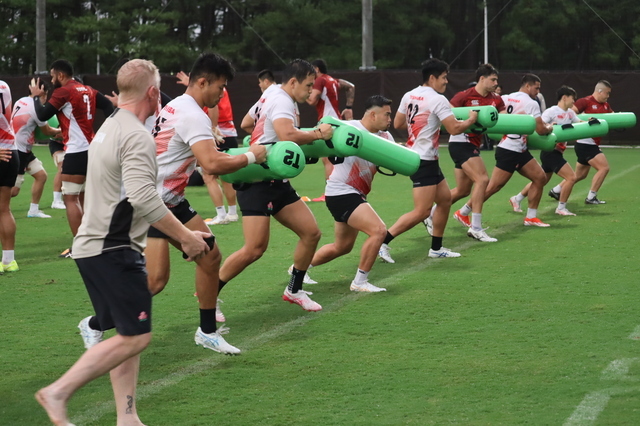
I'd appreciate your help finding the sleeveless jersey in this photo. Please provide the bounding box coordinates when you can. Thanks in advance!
[0,81,15,149]
[313,74,340,120]
[325,120,393,197]
[48,80,98,154]
[11,97,48,153]
[540,105,580,153]
[251,86,298,145]
[573,95,612,146]
[498,91,542,153]
[153,94,213,207]
[397,86,453,161]
[449,87,505,147]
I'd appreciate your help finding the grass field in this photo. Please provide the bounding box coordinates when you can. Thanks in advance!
[2,145,640,425]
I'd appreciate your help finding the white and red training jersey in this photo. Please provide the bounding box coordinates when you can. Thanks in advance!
[0,80,15,150]
[250,86,298,145]
[48,79,98,154]
[153,94,213,207]
[498,91,542,153]
[11,97,48,153]
[398,86,453,161]
[313,74,340,121]
[325,120,393,197]
[541,105,580,153]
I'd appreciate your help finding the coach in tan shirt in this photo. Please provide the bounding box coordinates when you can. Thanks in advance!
[36,59,210,426]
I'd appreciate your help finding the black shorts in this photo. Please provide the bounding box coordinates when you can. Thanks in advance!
[217,137,238,152]
[325,193,367,223]
[0,150,19,187]
[148,199,199,239]
[575,143,602,166]
[410,160,445,187]
[17,150,36,175]
[62,151,88,176]
[75,249,151,336]
[48,139,65,156]
[494,147,534,173]
[235,180,300,216]
[448,142,480,169]
[540,150,567,174]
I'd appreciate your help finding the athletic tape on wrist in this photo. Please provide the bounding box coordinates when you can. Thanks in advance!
[243,151,256,165]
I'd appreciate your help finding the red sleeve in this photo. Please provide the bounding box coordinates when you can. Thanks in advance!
[313,76,325,92]
[495,95,506,112]
[48,86,70,110]
[449,91,467,107]
[573,97,588,113]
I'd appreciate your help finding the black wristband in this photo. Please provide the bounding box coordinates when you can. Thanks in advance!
[344,106,353,109]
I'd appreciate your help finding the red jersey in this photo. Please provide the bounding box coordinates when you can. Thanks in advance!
[217,89,237,137]
[48,79,98,153]
[573,95,612,146]
[313,74,340,121]
[449,87,505,147]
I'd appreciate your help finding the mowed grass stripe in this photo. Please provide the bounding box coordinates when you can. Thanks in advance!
[72,159,640,424]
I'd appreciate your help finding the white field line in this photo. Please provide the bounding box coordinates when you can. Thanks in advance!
[600,358,640,382]
[627,324,640,340]
[73,163,640,424]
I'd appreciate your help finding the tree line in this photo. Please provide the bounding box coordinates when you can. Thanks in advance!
[2,0,639,76]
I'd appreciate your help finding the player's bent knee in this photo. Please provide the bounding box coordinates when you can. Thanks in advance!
[13,175,24,190]
[147,274,170,295]
[121,333,152,352]
[62,181,85,195]
[27,158,45,176]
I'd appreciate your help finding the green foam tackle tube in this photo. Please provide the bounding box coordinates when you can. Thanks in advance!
[526,132,557,151]
[319,116,420,175]
[220,141,305,184]
[552,119,609,143]
[357,131,420,176]
[488,114,537,135]
[451,106,499,131]
[576,112,636,130]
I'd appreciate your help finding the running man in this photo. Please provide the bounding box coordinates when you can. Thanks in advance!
[240,69,277,135]
[35,59,211,426]
[217,59,334,312]
[442,63,505,243]
[143,53,266,355]
[379,58,478,261]
[549,80,613,205]
[306,58,356,202]
[11,80,62,218]
[308,95,394,293]
[457,73,554,227]
[510,85,580,216]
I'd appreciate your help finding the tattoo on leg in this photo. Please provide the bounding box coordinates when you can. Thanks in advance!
[126,395,133,414]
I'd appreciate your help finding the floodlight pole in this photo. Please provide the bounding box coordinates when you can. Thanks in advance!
[360,0,376,71]
[484,1,489,64]
[36,0,46,73]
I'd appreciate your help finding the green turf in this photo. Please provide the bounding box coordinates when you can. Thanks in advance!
[2,146,640,425]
